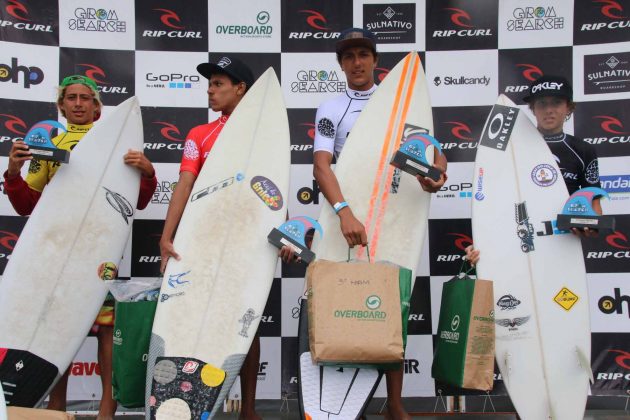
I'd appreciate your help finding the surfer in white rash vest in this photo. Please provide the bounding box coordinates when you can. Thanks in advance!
[466,75,602,265]
[4,74,157,419]
[159,56,262,420]
[312,28,448,420]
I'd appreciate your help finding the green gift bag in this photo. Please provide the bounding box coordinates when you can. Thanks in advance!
[112,300,157,408]
[431,272,495,391]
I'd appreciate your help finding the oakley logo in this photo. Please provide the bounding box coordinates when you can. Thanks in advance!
[444,121,473,141]
[517,63,543,82]
[444,8,473,28]
[594,115,628,134]
[0,114,27,135]
[6,0,30,22]
[299,9,329,31]
[153,8,184,29]
[153,121,183,142]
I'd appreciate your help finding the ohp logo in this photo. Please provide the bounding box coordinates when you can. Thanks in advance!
[0,58,44,88]
[598,288,630,317]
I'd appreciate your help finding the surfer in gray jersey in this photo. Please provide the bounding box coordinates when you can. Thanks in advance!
[313,28,448,420]
[466,75,603,265]
[159,56,262,420]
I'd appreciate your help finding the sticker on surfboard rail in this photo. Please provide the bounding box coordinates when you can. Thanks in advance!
[250,176,283,211]
[479,105,519,152]
[554,287,579,311]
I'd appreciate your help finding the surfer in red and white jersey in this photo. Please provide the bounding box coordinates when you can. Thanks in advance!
[4,74,157,419]
[159,57,262,420]
[466,75,602,265]
[312,28,448,420]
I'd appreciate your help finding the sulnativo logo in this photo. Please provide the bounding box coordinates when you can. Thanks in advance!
[0,57,44,89]
[364,4,415,43]
[250,176,283,211]
[506,6,564,31]
[145,71,201,90]
[291,69,345,93]
[334,294,387,321]
[584,114,630,146]
[76,63,129,95]
[584,53,630,94]
[289,9,340,39]
[103,187,134,224]
[433,75,490,87]
[433,7,493,38]
[68,8,126,33]
[297,179,321,205]
[475,167,485,201]
[191,177,234,202]
[0,0,53,32]
[497,294,521,310]
[215,10,272,38]
[151,180,178,204]
[596,349,630,381]
[0,113,27,140]
[436,233,472,262]
[439,121,478,151]
[440,314,460,343]
[586,230,630,259]
[580,0,630,31]
[142,8,202,39]
[531,163,558,187]
[598,288,630,317]
[505,64,543,94]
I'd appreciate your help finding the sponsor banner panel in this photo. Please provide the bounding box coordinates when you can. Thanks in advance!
[428,218,472,276]
[0,0,59,45]
[58,0,135,50]
[280,337,298,399]
[573,99,630,158]
[0,41,59,102]
[599,156,630,215]
[498,0,572,49]
[288,108,316,165]
[356,0,426,52]
[66,337,102,401]
[407,276,432,335]
[260,278,281,337]
[591,332,630,395]
[288,163,323,221]
[581,214,630,273]
[573,0,630,45]
[588,273,630,333]
[573,43,630,102]
[280,276,306,337]
[0,99,57,156]
[432,105,491,162]
[429,162,473,219]
[130,218,164,277]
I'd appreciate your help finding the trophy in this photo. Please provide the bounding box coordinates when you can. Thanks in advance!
[267,216,323,264]
[390,132,443,181]
[23,120,70,163]
[556,187,615,232]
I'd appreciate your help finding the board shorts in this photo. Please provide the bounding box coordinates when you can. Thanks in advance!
[90,292,115,333]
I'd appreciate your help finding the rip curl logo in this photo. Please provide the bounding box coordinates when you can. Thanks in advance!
[517,63,543,82]
[0,113,27,135]
[445,8,473,28]
[77,63,108,85]
[250,176,283,211]
[6,0,30,21]
[103,187,133,224]
[217,57,231,68]
[299,9,329,30]
[153,8,184,29]
[153,121,183,142]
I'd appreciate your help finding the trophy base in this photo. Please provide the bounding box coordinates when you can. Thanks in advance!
[556,213,616,233]
[28,145,70,163]
[390,151,441,182]
[267,228,315,264]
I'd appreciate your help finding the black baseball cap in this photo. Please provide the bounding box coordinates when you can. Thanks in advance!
[523,75,573,103]
[336,28,377,55]
[197,56,255,89]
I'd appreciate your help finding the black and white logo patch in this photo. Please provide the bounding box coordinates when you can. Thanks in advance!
[479,105,519,151]
[104,187,133,224]
[586,160,600,184]
[317,117,335,138]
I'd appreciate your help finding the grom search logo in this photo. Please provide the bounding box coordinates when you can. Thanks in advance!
[68,7,126,32]
[290,69,345,93]
[506,6,564,31]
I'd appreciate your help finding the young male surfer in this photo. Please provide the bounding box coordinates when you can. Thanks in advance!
[312,28,448,420]
[158,56,262,420]
[4,74,157,419]
[466,75,602,264]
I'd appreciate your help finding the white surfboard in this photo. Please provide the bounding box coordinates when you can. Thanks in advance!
[300,52,434,420]
[472,95,591,419]
[146,68,289,419]
[0,383,6,420]
[0,97,143,407]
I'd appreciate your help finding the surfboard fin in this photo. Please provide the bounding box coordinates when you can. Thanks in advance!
[576,346,594,384]
[501,352,512,386]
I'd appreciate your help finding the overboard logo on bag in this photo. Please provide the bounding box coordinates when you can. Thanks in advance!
[251,176,283,210]
[334,294,387,321]
[440,314,460,344]
[479,105,518,151]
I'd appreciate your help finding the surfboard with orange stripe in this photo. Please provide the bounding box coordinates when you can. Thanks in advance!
[300,52,434,420]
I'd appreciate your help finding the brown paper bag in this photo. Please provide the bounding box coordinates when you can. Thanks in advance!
[306,259,403,364]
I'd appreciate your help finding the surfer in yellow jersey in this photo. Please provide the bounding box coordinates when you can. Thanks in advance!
[159,56,262,420]
[4,74,157,419]
[466,75,602,265]
[312,28,448,420]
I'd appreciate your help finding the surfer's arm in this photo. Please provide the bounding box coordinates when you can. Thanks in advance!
[123,150,158,210]
[159,171,195,272]
[313,151,367,247]
[3,171,42,216]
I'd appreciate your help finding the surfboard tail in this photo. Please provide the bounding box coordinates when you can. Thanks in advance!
[0,348,59,408]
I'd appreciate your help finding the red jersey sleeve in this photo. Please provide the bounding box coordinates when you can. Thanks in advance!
[137,174,157,210]
[3,170,41,216]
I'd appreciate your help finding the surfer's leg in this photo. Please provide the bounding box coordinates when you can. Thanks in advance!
[46,368,69,411]
[385,366,411,420]
[239,333,262,420]
[95,324,117,419]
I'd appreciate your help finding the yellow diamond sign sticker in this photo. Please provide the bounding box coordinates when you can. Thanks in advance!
[554,287,579,311]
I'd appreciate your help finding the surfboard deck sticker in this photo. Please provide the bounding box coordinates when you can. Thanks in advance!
[145,68,290,419]
[472,95,590,420]
[299,51,434,420]
[0,97,143,407]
